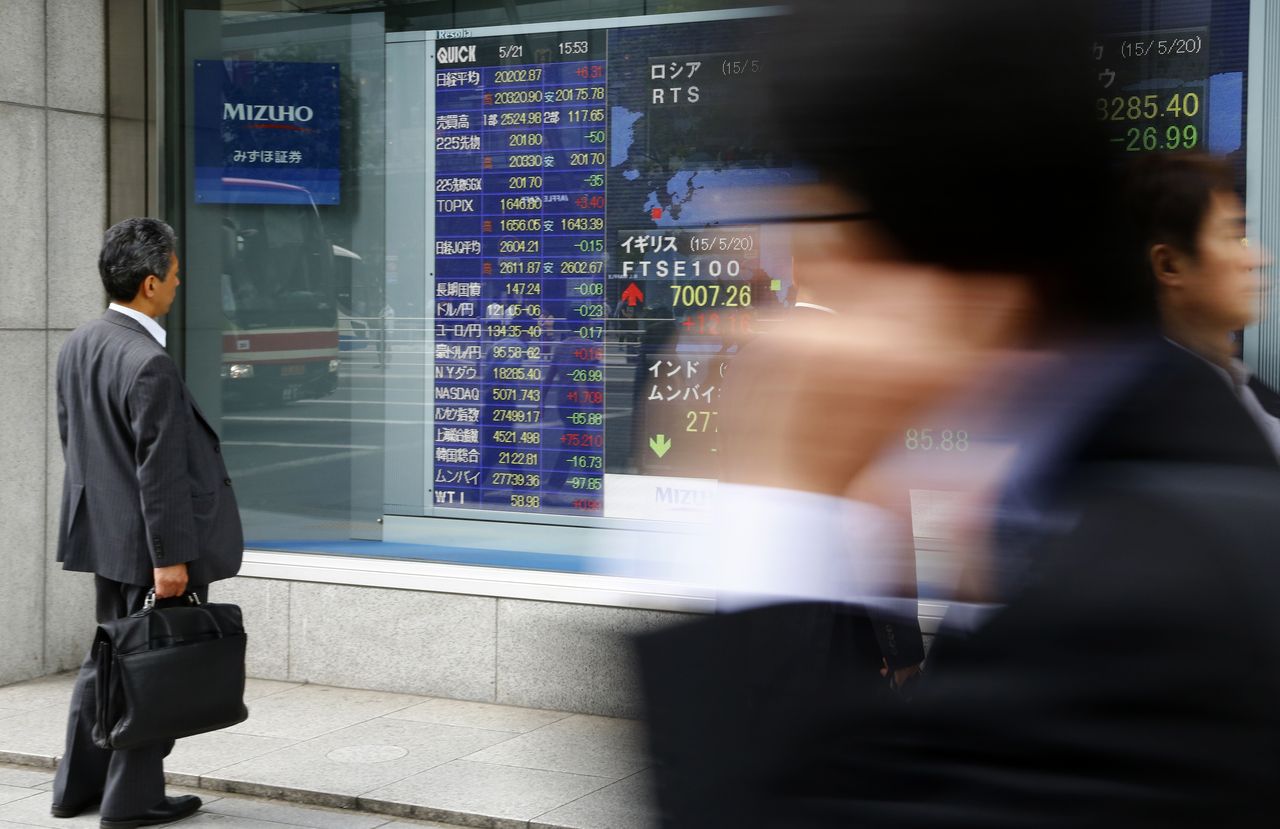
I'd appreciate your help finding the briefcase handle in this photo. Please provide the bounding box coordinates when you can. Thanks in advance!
[142,589,202,612]
[139,590,230,644]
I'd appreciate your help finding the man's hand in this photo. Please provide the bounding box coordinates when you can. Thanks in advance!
[891,663,922,690]
[881,660,924,693]
[153,563,189,599]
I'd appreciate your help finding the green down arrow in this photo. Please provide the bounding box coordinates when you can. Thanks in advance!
[649,434,672,458]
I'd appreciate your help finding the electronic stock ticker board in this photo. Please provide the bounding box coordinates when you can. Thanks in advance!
[427,9,791,524]
[422,2,1250,527]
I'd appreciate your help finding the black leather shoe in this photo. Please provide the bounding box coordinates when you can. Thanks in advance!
[99,795,202,828]
[51,797,99,818]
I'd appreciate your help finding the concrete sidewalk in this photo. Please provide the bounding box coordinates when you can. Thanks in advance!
[0,674,653,829]
[0,765,461,829]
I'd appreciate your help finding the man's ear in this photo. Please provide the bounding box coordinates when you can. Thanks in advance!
[1149,243,1185,289]
[131,276,151,303]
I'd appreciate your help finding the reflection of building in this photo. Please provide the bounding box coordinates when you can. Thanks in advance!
[5,0,1280,722]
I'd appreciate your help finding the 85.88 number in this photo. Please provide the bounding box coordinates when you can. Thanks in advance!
[904,428,969,452]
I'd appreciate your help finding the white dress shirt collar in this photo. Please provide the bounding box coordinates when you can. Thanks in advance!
[108,303,167,347]
[792,301,838,315]
[1164,337,1280,458]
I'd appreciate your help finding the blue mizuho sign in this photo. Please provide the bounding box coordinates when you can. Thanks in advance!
[193,60,341,205]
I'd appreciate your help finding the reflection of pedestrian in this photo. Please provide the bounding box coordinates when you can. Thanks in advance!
[1122,153,1280,447]
[478,311,543,508]
[630,304,678,473]
[52,219,243,827]
[376,303,394,368]
[544,313,603,498]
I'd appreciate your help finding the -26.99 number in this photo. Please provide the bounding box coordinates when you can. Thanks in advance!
[1125,124,1198,152]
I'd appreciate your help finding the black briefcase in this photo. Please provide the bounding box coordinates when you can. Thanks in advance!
[92,591,249,751]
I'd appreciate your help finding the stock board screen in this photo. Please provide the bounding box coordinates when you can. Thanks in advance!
[429,12,789,521]
[424,2,1251,525]
[1097,0,1249,166]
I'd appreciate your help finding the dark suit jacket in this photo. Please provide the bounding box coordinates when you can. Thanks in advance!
[1248,374,1280,419]
[774,466,1280,829]
[638,340,1280,828]
[56,310,243,587]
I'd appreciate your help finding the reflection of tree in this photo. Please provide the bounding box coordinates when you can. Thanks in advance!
[229,25,387,348]
[237,33,379,227]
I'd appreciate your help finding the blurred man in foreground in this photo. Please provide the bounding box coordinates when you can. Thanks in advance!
[637,2,1280,826]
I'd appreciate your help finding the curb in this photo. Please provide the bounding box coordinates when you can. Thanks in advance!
[0,751,576,828]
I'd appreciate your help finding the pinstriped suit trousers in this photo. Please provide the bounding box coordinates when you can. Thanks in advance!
[51,577,208,818]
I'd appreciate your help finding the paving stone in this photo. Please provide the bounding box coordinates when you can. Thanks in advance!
[167,731,296,777]
[362,760,613,829]
[0,789,217,829]
[461,715,648,779]
[385,699,571,735]
[202,795,387,828]
[0,789,99,828]
[0,682,654,829]
[144,814,290,828]
[0,708,67,759]
[199,779,354,812]
[0,675,75,713]
[0,768,51,788]
[242,679,300,702]
[169,787,223,803]
[530,771,656,829]
[227,684,426,741]
[208,718,514,801]
[0,787,34,808]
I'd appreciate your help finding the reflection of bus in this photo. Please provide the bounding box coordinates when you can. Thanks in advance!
[217,179,340,405]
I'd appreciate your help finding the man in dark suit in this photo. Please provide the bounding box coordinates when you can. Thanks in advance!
[1122,153,1280,440]
[51,218,243,828]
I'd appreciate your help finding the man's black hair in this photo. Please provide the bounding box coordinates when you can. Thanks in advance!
[98,218,177,302]
[1122,153,1239,269]
[763,0,1153,331]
